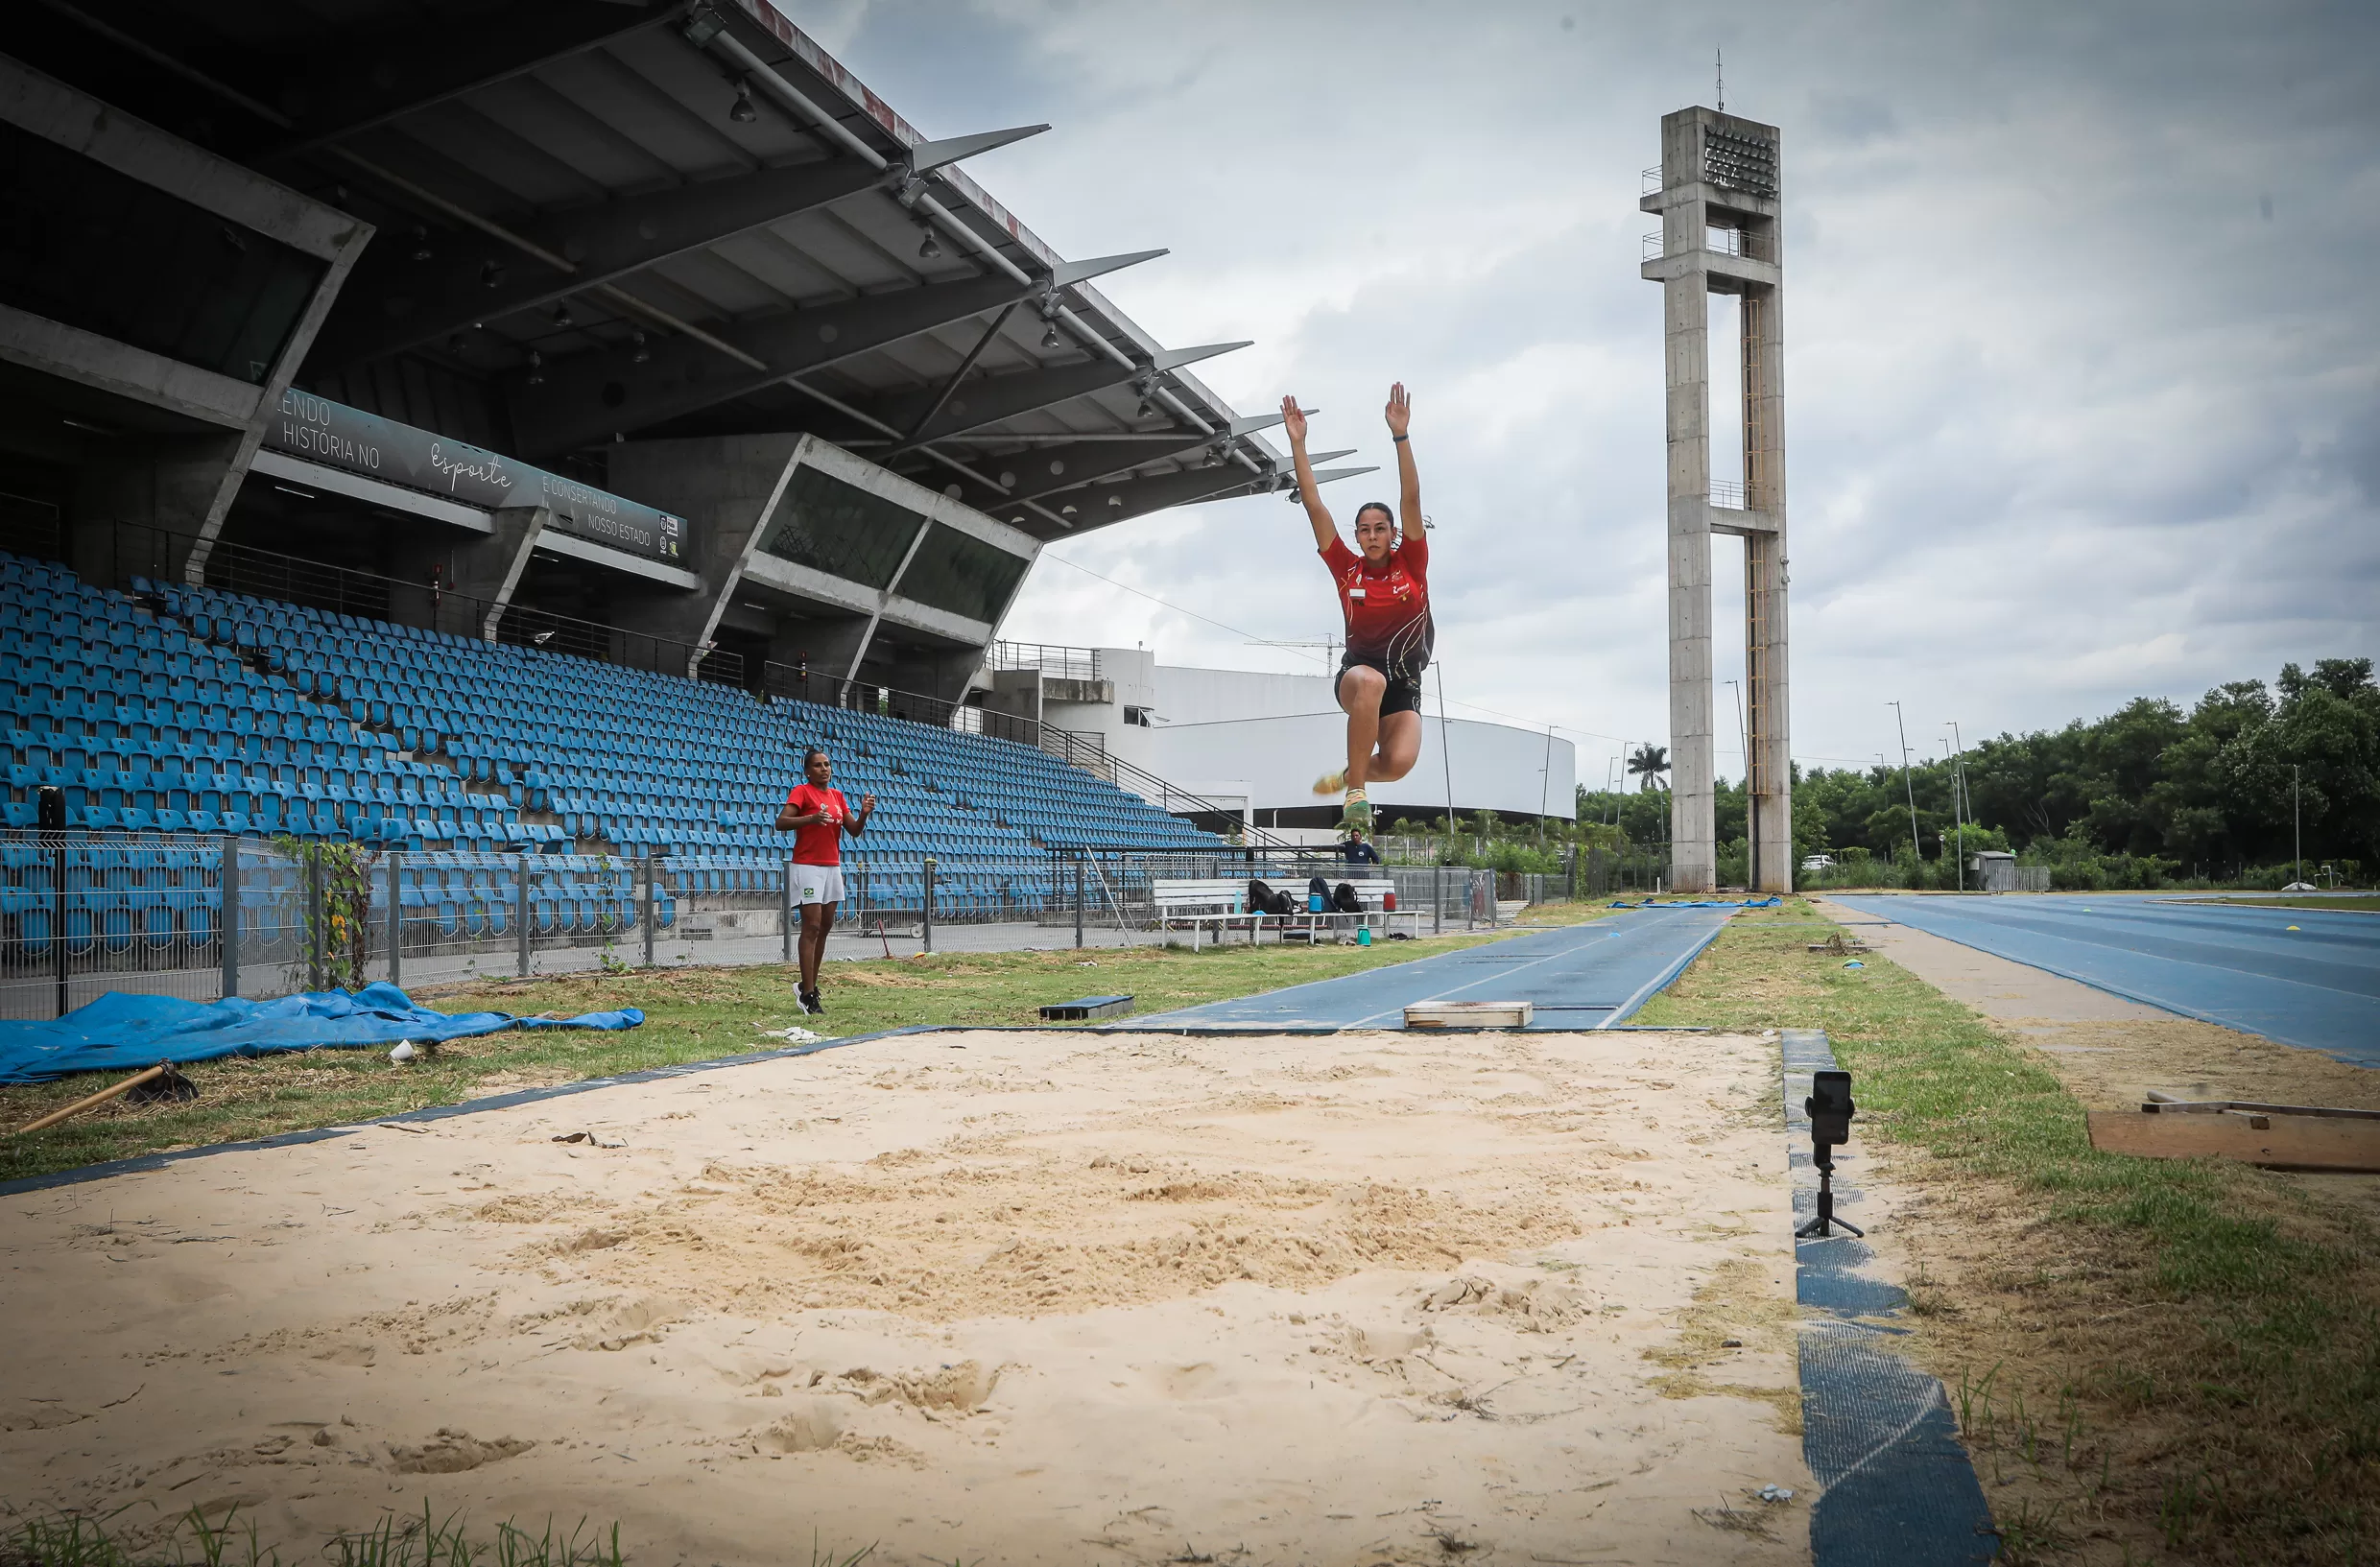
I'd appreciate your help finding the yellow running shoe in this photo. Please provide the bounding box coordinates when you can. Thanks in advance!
[1312,768,1346,797]
[1340,792,1373,833]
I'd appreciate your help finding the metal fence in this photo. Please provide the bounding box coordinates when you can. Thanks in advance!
[1,829,307,1019]
[0,832,1582,1019]
[989,641,1101,681]
[1038,851,1569,941]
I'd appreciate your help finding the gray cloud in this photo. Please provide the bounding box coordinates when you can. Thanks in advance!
[838,0,2380,777]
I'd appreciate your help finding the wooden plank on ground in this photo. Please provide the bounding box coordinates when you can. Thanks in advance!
[2140,1096,2380,1122]
[1405,1000,1534,1030]
[2088,1110,2380,1174]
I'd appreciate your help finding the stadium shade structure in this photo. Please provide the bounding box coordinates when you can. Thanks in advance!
[0,0,1373,703]
[1641,107,1792,893]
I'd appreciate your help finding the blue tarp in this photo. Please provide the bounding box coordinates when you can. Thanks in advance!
[0,984,644,1084]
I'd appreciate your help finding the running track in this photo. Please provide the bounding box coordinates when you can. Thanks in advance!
[1833,895,2380,1068]
[1128,906,1732,1031]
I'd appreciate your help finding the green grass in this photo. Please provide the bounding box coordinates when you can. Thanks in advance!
[1636,897,2380,1564]
[0,925,1535,1186]
[2187,893,2380,913]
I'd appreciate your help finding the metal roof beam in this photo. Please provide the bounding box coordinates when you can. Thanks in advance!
[310,154,892,367]
[1040,462,1373,530]
[988,417,1286,503]
[1005,429,1326,507]
[262,1,686,158]
[505,245,1172,456]
[880,341,1250,451]
[507,273,1031,457]
[905,126,1049,176]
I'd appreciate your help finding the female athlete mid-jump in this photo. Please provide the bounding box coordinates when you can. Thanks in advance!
[1281,382,1432,833]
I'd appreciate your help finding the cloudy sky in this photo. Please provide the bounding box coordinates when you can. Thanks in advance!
[805,0,2377,788]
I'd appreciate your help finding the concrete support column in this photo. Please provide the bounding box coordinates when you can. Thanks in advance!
[445,505,549,641]
[1661,181,1717,894]
[1746,529,1791,890]
[67,433,248,585]
[1744,277,1793,892]
[772,617,872,700]
[604,433,810,677]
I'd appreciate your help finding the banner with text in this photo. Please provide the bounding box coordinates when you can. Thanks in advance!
[263,392,685,563]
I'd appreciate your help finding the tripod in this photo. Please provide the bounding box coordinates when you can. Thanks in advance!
[1796,1145,1863,1239]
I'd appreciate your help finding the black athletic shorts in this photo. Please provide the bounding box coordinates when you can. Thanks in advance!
[1340,653,1424,718]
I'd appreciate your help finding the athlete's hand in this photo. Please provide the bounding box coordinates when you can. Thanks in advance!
[860,794,876,814]
[1385,382,1411,437]
[1280,393,1307,446]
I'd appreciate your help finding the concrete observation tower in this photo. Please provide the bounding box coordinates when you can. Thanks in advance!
[1641,107,1792,893]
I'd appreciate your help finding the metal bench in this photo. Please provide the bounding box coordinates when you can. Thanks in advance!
[1152,879,1262,948]
[1151,877,1393,948]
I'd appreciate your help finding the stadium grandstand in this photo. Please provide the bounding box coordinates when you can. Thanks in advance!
[0,1,1374,1014]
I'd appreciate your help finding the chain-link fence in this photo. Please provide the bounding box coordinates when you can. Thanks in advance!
[1,829,312,1018]
[1,832,1588,1019]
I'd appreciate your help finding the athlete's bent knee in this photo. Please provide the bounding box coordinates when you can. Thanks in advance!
[1339,666,1387,709]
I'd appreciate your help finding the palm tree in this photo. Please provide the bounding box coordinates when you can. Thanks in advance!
[1626,743,1671,794]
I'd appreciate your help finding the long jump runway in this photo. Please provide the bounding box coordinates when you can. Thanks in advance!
[1834,894,2380,1068]
[1129,905,1732,1031]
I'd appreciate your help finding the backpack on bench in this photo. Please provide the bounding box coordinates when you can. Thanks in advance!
[1247,878,1297,916]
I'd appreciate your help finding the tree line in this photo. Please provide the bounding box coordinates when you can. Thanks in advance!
[1575,657,2377,888]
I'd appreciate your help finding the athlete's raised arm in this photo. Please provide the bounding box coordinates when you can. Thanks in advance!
[1282,393,1336,551]
[1386,382,1421,541]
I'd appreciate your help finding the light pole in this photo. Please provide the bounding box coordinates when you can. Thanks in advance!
[1945,721,1969,891]
[2293,763,2302,886]
[1889,700,1920,873]
[1939,737,1963,891]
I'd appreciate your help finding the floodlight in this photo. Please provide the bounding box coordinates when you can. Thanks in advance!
[729,81,758,123]
[1041,321,1064,350]
[917,226,942,261]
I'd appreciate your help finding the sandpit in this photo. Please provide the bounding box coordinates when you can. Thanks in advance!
[0,1027,1808,1564]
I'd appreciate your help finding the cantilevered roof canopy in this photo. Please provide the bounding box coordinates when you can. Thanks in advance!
[6,0,1367,542]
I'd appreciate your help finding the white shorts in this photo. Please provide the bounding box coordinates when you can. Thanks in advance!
[792,864,845,906]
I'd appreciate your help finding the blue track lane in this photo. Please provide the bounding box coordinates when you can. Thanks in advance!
[1834,895,2380,1068]
[1129,906,1733,1031]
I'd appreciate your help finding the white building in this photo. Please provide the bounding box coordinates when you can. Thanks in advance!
[983,644,1575,834]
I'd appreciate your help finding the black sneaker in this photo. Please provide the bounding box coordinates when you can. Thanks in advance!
[800,988,823,1015]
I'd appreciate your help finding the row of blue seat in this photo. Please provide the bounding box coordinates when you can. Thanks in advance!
[9,553,1224,862]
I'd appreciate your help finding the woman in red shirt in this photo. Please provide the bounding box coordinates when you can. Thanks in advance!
[774,747,875,1015]
[1282,382,1430,833]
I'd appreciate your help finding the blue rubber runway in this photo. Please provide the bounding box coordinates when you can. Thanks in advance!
[1129,906,1731,1031]
[1835,895,2380,1068]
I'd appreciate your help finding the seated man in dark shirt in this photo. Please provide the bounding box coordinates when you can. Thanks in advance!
[1342,828,1382,867]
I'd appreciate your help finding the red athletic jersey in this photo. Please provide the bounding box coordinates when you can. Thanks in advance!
[1321,534,1433,675]
[783,783,851,866]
